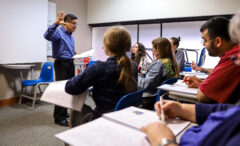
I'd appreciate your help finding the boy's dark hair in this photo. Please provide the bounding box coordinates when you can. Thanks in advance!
[64,14,77,22]
[200,17,230,41]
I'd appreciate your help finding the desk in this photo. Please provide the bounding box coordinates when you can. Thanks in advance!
[168,92,198,103]
[1,64,35,81]
[157,80,198,103]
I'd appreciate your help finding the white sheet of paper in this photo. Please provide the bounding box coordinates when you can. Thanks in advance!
[72,49,94,58]
[173,80,188,87]
[55,118,150,146]
[180,71,208,79]
[103,107,190,136]
[41,80,88,111]
[157,84,197,95]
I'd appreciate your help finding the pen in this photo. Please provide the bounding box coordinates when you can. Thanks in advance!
[159,95,165,123]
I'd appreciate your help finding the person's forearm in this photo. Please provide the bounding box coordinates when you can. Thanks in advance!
[200,67,212,74]
[44,23,59,41]
[197,89,215,103]
[179,104,196,123]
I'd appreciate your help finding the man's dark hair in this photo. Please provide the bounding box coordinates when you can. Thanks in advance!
[64,14,77,22]
[200,17,230,41]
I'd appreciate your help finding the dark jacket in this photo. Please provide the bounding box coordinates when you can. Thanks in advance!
[65,56,138,118]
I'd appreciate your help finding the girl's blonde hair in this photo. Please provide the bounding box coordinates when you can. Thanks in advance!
[103,26,137,93]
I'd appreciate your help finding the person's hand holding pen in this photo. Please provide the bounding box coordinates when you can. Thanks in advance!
[155,100,183,120]
[56,11,66,25]
[141,100,182,146]
[141,100,196,146]
[183,76,202,88]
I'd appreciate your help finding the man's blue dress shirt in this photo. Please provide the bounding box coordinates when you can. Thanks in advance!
[44,23,75,59]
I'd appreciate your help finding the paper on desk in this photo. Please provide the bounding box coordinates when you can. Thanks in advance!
[56,118,150,146]
[173,80,188,87]
[103,106,190,136]
[158,84,197,95]
[55,107,190,146]
[41,80,88,111]
[180,71,208,79]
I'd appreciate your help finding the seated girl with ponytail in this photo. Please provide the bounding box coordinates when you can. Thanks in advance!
[65,26,138,127]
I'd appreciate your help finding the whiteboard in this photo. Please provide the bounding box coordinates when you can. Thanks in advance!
[88,0,240,24]
[0,0,48,64]
[47,1,56,57]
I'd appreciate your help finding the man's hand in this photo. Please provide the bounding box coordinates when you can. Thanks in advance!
[56,11,66,25]
[155,100,183,120]
[141,122,176,146]
[191,61,201,71]
[183,76,202,88]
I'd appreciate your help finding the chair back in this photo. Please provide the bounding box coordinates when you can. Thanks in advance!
[155,78,179,102]
[197,47,206,67]
[114,88,145,111]
[39,62,54,82]
[88,60,96,67]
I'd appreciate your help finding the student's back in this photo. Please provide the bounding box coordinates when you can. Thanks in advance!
[66,57,137,117]
[65,26,137,124]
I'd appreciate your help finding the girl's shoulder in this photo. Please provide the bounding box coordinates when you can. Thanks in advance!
[159,58,171,64]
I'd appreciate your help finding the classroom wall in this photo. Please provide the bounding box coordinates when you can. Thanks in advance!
[88,0,240,24]
[49,0,92,53]
[0,0,91,101]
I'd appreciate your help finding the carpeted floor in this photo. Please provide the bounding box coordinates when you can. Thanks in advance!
[0,103,68,146]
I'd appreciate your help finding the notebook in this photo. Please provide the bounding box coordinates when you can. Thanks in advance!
[55,106,190,146]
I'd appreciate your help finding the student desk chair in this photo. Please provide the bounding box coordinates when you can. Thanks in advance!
[19,62,54,110]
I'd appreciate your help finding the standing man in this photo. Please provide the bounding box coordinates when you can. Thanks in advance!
[44,12,78,127]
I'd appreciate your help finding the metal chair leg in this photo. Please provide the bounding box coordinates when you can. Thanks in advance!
[19,86,24,104]
[32,86,37,110]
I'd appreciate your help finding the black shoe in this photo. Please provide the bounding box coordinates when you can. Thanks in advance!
[55,119,69,127]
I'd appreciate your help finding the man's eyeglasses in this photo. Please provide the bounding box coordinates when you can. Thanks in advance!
[67,21,77,26]
[201,38,214,44]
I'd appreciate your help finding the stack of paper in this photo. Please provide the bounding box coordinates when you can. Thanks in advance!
[41,80,88,111]
[55,107,190,146]
[157,82,197,95]
[180,71,208,79]
[157,80,198,100]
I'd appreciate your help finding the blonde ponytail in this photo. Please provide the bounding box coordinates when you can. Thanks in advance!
[103,26,137,93]
[118,55,137,93]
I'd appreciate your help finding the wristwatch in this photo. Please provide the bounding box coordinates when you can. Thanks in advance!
[157,138,177,146]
